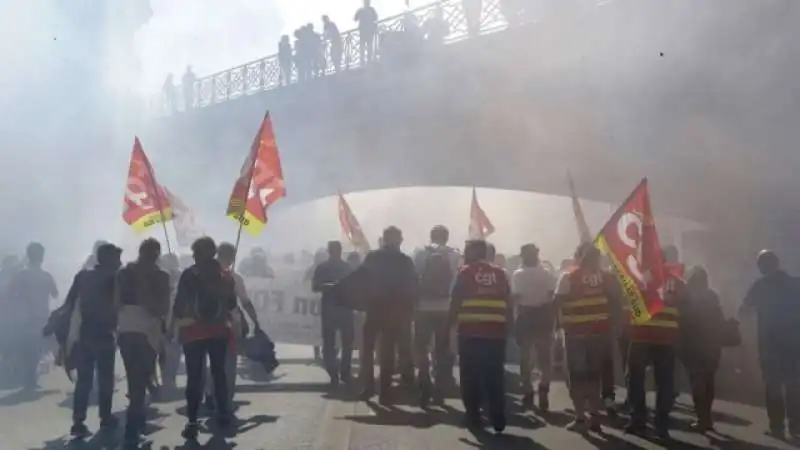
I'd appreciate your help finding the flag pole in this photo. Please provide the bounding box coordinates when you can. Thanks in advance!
[138,138,174,255]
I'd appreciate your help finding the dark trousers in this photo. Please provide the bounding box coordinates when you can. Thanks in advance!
[359,313,413,394]
[627,342,675,428]
[321,306,354,383]
[414,311,453,390]
[459,336,506,427]
[118,333,156,436]
[761,351,800,433]
[602,334,630,401]
[183,337,228,423]
[686,352,720,427]
[73,339,116,423]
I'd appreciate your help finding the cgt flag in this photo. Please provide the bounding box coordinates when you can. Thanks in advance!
[164,187,204,247]
[226,112,286,235]
[567,170,593,243]
[122,137,173,232]
[594,178,667,324]
[337,191,371,254]
[468,186,495,240]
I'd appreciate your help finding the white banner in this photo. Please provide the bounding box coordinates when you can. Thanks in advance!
[244,268,323,346]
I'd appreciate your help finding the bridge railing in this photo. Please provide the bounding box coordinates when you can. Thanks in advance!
[153,0,612,117]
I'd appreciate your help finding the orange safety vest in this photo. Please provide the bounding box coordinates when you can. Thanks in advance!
[456,261,510,339]
[561,267,612,337]
[630,266,683,344]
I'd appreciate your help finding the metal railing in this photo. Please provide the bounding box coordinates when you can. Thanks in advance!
[153,0,612,117]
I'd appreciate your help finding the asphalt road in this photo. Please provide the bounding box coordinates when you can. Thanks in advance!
[0,345,795,450]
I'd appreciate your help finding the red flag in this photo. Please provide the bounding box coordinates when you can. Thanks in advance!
[468,187,495,240]
[567,171,592,243]
[122,137,173,232]
[594,178,667,323]
[337,191,371,253]
[165,187,204,247]
[226,113,286,235]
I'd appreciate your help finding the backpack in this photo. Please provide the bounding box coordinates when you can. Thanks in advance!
[189,265,236,324]
[420,246,455,299]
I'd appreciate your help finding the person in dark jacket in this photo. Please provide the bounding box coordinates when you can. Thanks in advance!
[64,243,122,438]
[358,226,418,404]
[679,266,726,432]
[313,241,355,387]
[739,250,800,439]
[172,237,237,440]
[116,238,171,445]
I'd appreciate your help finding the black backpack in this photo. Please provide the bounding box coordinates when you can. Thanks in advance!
[420,246,455,299]
[189,266,236,324]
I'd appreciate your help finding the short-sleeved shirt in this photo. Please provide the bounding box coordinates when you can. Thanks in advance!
[743,270,800,354]
[10,266,57,322]
[511,265,556,308]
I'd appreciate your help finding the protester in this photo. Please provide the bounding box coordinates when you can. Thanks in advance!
[313,241,355,387]
[448,239,511,433]
[64,243,123,438]
[680,266,726,432]
[172,237,237,440]
[512,243,556,411]
[4,242,58,390]
[413,225,460,406]
[359,226,418,404]
[739,250,800,439]
[116,238,171,444]
[555,243,623,432]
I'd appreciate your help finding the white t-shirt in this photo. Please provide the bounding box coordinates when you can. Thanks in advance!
[511,265,556,307]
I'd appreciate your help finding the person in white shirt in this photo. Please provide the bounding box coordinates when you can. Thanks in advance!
[512,244,557,410]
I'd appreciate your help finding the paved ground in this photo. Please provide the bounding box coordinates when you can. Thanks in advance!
[0,346,796,450]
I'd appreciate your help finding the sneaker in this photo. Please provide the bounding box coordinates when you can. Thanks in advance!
[624,423,647,436]
[70,422,91,439]
[521,392,534,409]
[567,418,587,432]
[766,427,786,440]
[181,422,199,440]
[100,415,119,430]
[690,421,713,433]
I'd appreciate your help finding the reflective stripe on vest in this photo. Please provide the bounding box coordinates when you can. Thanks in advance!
[630,306,679,343]
[563,268,612,336]
[458,299,507,323]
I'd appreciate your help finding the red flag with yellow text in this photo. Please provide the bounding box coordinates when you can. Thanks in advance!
[122,137,173,232]
[337,191,371,253]
[468,187,495,240]
[593,178,667,324]
[226,113,286,235]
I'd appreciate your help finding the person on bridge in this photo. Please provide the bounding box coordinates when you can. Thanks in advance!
[354,0,378,64]
[413,225,460,407]
[448,239,511,433]
[116,238,171,445]
[172,237,237,440]
[64,243,123,438]
[554,243,623,433]
[358,226,418,405]
[625,245,684,439]
[512,243,556,411]
[739,250,800,440]
[313,240,356,388]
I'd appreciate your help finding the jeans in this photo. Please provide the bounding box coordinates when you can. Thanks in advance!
[73,339,116,423]
[118,333,156,436]
[183,337,229,423]
[414,310,453,390]
[760,350,800,433]
[459,336,506,427]
[321,305,354,383]
[628,342,675,429]
[205,340,237,405]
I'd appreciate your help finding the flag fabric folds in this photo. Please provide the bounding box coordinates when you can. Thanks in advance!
[122,137,173,232]
[337,191,371,253]
[593,178,667,324]
[165,187,204,247]
[567,171,592,243]
[468,187,495,240]
[226,113,286,236]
